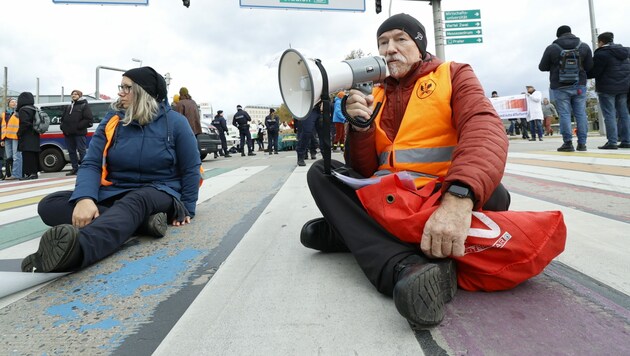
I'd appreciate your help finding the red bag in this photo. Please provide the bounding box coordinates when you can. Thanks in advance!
[356,174,567,292]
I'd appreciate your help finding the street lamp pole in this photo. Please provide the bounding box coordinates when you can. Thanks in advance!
[131,58,143,67]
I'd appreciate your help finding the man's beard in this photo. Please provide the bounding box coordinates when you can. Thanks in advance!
[386,54,414,79]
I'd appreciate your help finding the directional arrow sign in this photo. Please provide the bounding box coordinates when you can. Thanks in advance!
[445,21,482,29]
[446,37,484,45]
[444,10,481,21]
[446,29,483,37]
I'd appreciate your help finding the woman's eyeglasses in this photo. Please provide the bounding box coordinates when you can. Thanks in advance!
[118,84,132,94]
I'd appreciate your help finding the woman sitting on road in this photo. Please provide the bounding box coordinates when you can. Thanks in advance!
[22,66,202,273]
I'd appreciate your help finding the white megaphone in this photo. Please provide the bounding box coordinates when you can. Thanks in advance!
[278,49,389,120]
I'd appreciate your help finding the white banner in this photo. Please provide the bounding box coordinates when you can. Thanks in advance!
[490,94,528,120]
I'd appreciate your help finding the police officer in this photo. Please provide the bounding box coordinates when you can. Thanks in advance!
[212,110,232,158]
[265,108,280,155]
[232,105,256,156]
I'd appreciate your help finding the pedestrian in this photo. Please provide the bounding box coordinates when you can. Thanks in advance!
[265,108,280,154]
[171,94,180,111]
[295,104,321,166]
[1,98,22,180]
[21,66,201,273]
[587,32,630,149]
[525,85,544,141]
[212,110,232,157]
[539,25,594,152]
[60,89,94,176]
[332,91,347,151]
[542,98,558,136]
[16,92,40,180]
[232,105,256,156]
[301,14,510,328]
[175,87,202,135]
[256,120,265,151]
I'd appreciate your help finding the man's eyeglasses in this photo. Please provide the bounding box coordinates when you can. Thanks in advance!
[118,84,132,94]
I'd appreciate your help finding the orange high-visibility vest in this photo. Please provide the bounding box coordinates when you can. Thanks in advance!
[100,115,204,186]
[1,112,20,140]
[372,62,456,188]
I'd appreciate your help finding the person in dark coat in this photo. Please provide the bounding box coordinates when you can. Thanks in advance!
[232,105,256,156]
[587,32,630,149]
[265,108,280,154]
[539,25,594,152]
[16,92,40,180]
[212,110,232,157]
[60,89,94,175]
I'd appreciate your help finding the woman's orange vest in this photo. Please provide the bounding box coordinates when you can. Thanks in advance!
[1,112,20,140]
[372,62,456,188]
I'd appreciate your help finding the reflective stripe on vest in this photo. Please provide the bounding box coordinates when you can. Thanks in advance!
[373,62,456,188]
[100,115,204,187]
[1,112,20,140]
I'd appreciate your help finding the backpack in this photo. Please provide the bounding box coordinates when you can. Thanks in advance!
[553,42,582,85]
[25,105,51,134]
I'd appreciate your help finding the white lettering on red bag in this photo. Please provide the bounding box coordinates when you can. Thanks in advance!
[468,212,501,238]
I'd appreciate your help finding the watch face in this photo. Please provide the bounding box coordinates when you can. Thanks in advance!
[448,185,469,197]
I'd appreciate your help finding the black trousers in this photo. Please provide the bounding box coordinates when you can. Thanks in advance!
[218,133,228,156]
[239,131,253,154]
[306,160,511,296]
[38,187,175,267]
[21,151,39,176]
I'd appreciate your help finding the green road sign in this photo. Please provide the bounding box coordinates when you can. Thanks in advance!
[445,21,482,29]
[446,37,483,45]
[446,29,483,37]
[444,9,481,21]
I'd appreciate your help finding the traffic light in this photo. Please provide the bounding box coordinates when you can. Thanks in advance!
[182,0,190,7]
[375,0,381,14]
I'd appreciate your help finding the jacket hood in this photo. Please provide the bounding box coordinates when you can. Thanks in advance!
[75,98,89,105]
[596,43,630,60]
[17,92,34,110]
[553,34,582,49]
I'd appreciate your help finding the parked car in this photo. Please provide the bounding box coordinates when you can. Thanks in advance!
[37,100,114,172]
[197,122,221,160]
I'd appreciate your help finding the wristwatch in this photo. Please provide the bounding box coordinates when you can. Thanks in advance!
[447,183,475,202]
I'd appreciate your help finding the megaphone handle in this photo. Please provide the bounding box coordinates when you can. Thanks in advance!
[341,95,382,129]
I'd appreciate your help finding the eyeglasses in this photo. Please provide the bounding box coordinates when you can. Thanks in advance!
[118,84,132,94]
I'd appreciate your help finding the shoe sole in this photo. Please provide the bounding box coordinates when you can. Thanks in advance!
[146,212,168,238]
[21,225,78,273]
[393,259,457,329]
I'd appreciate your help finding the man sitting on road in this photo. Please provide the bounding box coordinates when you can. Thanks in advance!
[301,13,510,328]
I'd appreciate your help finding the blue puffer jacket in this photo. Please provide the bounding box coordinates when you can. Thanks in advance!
[587,43,630,94]
[70,103,201,217]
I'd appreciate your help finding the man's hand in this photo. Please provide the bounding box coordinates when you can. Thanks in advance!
[72,198,100,228]
[172,216,191,226]
[346,89,374,131]
[420,193,473,258]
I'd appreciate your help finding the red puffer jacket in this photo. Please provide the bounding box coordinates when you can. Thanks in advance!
[345,55,508,210]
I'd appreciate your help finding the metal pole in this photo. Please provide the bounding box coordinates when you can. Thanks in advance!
[61,86,65,102]
[432,0,445,60]
[95,65,127,100]
[36,77,40,104]
[588,0,605,136]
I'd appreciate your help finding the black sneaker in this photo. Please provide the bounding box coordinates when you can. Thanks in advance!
[557,141,575,152]
[576,143,587,151]
[248,152,257,156]
[297,159,306,166]
[137,212,168,238]
[598,143,618,150]
[618,143,630,149]
[393,255,457,329]
[300,218,349,252]
[21,224,83,273]
[65,170,77,176]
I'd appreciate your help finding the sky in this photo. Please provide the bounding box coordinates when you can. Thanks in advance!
[1,0,628,117]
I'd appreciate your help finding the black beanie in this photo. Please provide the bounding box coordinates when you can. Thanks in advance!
[123,66,167,102]
[377,13,427,57]
[556,25,571,38]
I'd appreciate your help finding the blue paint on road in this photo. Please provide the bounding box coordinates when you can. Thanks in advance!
[79,317,122,332]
